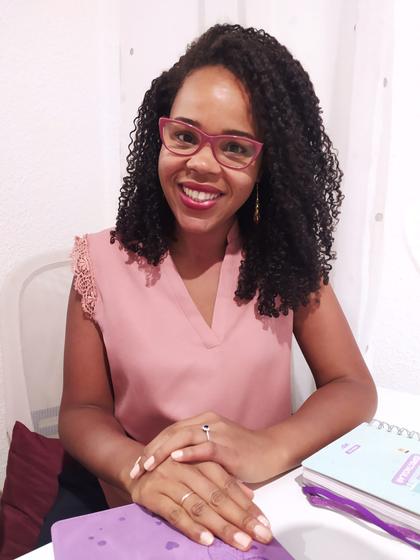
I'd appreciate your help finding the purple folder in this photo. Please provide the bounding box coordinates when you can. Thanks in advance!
[51,503,294,559]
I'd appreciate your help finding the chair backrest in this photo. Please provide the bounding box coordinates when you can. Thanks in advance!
[291,339,316,413]
[0,251,73,441]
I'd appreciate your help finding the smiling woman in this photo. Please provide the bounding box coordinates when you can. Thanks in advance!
[37,23,377,553]
[158,66,262,239]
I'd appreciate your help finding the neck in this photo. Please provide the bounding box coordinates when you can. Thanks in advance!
[170,219,235,264]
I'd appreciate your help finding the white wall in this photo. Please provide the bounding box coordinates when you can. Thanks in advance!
[1,0,419,485]
[0,0,121,482]
[119,0,202,178]
[368,0,420,392]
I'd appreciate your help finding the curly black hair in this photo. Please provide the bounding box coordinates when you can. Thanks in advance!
[111,23,344,317]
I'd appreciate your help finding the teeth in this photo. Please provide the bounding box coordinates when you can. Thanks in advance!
[182,186,220,202]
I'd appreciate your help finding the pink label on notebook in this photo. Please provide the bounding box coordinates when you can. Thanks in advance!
[51,503,294,559]
[392,454,420,486]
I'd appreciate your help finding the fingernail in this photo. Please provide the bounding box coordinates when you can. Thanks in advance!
[143,456,155,470]
[171,450,183,459]
[199,531,214,546]
[233,531,252,549]
[129,462,140,480]
[258,515,271,528]
[129,455,142,480]
[254,524,272,542]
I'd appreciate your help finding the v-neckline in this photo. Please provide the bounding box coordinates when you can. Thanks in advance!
[164,223,241,348]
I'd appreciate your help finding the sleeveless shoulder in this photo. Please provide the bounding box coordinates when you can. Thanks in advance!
[71,234,98,319]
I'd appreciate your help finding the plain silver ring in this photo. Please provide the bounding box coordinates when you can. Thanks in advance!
[180,491,194,506]
[201,424,210,441]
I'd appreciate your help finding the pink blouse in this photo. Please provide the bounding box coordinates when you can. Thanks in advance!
[72,223,293,445]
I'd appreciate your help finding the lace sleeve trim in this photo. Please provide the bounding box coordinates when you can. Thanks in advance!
[71,235,98,319]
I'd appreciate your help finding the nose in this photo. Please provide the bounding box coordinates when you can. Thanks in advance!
[186,143,221,174]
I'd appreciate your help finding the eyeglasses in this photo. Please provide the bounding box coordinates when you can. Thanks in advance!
[159,117,263,170]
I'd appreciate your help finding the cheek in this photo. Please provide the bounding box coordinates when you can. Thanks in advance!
[158,150,184,189]
[227,173,257,203]
[157,149,169,184]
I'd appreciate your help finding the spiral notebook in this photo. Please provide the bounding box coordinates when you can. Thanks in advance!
[302,419,420,532]
[51,503,294,559]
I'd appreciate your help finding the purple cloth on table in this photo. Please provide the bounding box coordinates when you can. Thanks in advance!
[52,503,294,559]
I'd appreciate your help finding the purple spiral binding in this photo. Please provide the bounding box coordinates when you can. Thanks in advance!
[302,485,420,550]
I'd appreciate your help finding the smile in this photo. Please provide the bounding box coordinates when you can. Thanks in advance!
[177,183,223,211]
[181,186,221,202]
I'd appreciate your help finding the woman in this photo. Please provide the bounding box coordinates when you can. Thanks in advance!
[52,24,376,552]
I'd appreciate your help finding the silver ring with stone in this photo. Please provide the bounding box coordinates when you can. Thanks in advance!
[201,424,210,441]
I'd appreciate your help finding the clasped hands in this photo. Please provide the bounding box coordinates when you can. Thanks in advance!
[128,412,278,551]
[138,411,277,483]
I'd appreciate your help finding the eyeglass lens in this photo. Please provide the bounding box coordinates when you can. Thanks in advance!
[162,121,258,169]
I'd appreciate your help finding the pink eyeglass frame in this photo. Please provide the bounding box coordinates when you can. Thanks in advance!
[159,117,263,170]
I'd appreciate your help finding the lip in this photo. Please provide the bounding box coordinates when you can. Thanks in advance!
[177,182,222,211]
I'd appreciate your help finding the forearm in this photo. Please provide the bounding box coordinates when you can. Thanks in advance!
[58,405,144,494]
[264,376,377,475]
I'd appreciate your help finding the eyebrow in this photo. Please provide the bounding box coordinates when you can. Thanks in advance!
[174,116,257,140]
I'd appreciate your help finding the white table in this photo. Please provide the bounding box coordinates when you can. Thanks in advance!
[18,387,420,559]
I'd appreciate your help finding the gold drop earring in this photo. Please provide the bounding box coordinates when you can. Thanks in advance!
[253,183,260,224]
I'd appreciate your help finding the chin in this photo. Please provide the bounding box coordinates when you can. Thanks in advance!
[176,216,217,235]
[174,211,232,237]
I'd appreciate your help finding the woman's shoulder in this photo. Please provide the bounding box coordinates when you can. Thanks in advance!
[72,226,157,278]
[83,227,114,249]
[70,228,137,320]
[72,227,128,260]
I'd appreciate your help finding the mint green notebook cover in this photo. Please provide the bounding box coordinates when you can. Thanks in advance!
[302,422,420,515]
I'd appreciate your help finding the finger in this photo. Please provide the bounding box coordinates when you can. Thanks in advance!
[236,480,255,500]
[170,442,235,472]
[145,492,215,547]
[141,475,253,551]
[178,463,272,547]
[141,427,180,468]
[143,424,209,472]
[197,462,272,531]
[137,426,195,476]
[180,489,255,551]
[144,412,217,457]
[129,454,143,480]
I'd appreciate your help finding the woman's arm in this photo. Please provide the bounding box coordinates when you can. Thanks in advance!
[59,286,144,492]
[264,281,378,472]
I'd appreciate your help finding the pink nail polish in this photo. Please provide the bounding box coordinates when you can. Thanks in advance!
[258,514,271,528]
[129,455,142,480]
[254,524,272,541]
[143,456,155,470]
[129,462,140,480]
[233,531,252,549]
[171,450,183,459]
[199,531,214,546]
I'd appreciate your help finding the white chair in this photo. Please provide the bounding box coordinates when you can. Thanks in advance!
[0,251,73,442]
[291,339,316,413]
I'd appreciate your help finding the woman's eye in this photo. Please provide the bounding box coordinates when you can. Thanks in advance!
[224,142,248,155]
[226,142,244,153]
[176,132,197,144]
